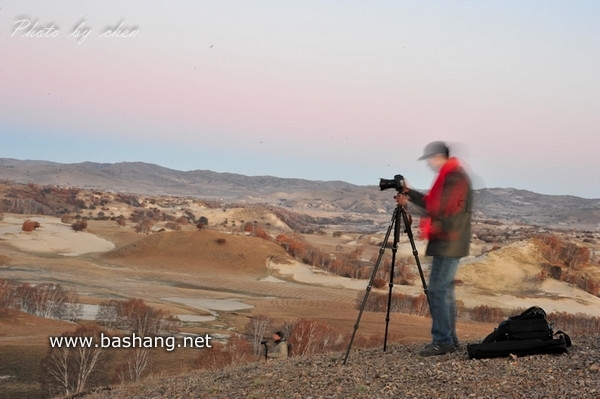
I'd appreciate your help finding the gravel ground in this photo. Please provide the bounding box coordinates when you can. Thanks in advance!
[80,336,600,399]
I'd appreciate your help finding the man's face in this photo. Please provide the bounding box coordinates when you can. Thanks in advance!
[427,154,446,172]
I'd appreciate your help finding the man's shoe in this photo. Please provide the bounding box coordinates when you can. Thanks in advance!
[419,343,456,357]
[424,340,460,349]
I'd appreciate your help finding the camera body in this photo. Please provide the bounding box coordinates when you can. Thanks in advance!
[260,340,267,345]
[379,174,405,192]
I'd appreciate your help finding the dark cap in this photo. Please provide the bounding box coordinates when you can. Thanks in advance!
[274,331,284,338]
[418,141,449,160]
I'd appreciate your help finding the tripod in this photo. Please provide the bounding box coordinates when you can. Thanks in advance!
[343,202,430,364]
[261,341,268,362]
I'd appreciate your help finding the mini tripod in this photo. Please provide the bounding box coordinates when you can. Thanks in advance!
[261,341,268,361]
[343,201,430,364]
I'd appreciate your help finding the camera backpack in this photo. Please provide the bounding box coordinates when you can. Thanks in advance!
[467,306,571,359]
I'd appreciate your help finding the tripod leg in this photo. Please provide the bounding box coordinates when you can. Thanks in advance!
[399,207,429,306]
[383,205,402,352]
[343,208,397,365]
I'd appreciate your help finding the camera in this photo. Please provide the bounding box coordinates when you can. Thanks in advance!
[379,174,405,192]
[260,340,267,345]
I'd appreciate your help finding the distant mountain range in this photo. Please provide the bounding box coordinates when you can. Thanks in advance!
[1,158,599,229]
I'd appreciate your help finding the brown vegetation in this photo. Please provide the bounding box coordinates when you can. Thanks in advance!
[534,234,599,296]
[195,335,253,371]
[0,279,81,320]
[72,219,88,232]
[471,304,508,323]
[358,292,431,317]
[21,219,40,232]
[61,214,75,224]
[40,324,109,398]
[271,232,420,285]
[95,298,180,336]
[2,295,182,397]
[536,234,591,269]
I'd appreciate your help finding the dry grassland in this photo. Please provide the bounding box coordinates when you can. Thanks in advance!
[1,211,599,398]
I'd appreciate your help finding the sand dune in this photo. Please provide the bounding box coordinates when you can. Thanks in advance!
[0,215,114,256]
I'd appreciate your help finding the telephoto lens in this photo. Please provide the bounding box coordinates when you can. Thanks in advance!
[379,174,404,191]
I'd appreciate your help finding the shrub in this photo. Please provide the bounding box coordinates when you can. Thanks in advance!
[22,219,40,232]
[197,216,209,229]
[195,335,253,371]
[253,227,270,240]
[164,221,182,231]
[60,214,74,224]
[71,220,88,232]
[134,219,153,234]
[471,305,505,323]
[242,222,254,233]
[287,318,347,356]
[372,278,387,289]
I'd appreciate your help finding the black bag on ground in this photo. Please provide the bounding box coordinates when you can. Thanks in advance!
[482,306,553,343]
[467,306,572,359]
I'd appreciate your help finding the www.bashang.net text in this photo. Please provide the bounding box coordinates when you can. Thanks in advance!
[49,333,213,352]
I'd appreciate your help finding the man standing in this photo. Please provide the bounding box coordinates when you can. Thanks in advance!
[396,141,472,357]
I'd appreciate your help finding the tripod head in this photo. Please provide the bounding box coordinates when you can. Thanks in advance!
[390,193,412,227]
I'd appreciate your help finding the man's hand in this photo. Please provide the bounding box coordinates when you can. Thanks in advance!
[394,193,408,207]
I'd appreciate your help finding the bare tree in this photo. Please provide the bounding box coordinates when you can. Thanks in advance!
[135,219,154,234]
[96,298,179,335]
[244,315,272,355]
[63,291,83,322]
[0,278,13,308]
[41,325,108,397]
[288,318,347,356]
[562,243,590,270]
[120,299,170,335]
[14,283,79,319]
[117,348,151,383]
[288,318,324,356]
[96,299,120,330]
[44,345,71,396]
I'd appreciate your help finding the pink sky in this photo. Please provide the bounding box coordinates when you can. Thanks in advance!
[1,1,599,198]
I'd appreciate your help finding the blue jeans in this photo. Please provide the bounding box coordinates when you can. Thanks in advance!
[428,256,460,345]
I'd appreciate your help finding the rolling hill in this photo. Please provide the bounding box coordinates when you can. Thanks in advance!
[1,158,599,229]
